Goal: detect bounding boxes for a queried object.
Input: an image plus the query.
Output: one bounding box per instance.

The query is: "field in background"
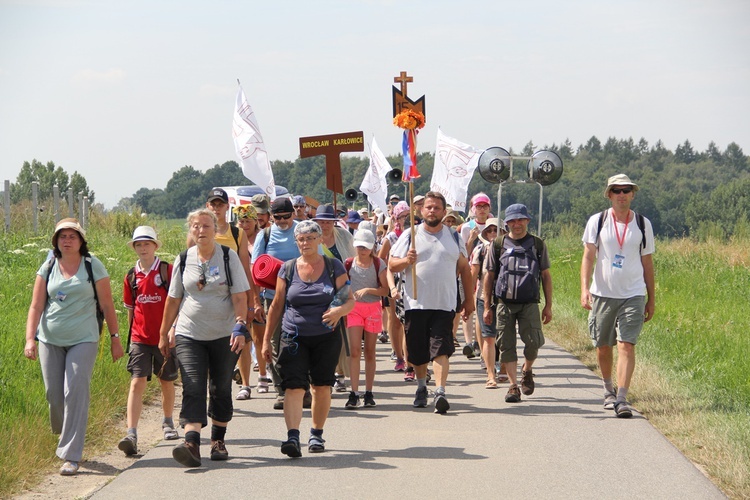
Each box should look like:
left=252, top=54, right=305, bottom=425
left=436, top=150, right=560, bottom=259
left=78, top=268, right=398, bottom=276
left=1, top=216, right=748, bottom=498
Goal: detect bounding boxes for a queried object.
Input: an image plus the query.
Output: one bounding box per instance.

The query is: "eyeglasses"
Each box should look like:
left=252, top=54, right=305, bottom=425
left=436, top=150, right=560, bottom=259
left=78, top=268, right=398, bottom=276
left=486, top=228, right=498, bottom=233
left=197, top=262, right=208, bottom=291
left=296, top=235, right=319, bottom=243
left=273, top=213, right=293, bottom=220
left=474, top=204, right=490, bottom=209
left=610, top=188, right=633, bottom=195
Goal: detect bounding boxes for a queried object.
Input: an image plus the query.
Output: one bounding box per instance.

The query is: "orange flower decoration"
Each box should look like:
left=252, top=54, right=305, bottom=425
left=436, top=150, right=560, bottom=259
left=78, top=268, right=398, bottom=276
left=393, top=109, right=426, bottom=130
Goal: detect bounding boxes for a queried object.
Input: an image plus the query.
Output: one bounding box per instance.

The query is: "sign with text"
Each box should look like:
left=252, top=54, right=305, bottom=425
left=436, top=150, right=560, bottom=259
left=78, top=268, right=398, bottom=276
left=299, top=131, right=365, bottom=195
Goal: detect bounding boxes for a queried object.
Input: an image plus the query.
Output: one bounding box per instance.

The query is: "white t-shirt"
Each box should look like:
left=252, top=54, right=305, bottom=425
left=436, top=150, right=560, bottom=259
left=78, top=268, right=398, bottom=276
left=582, top=210, right=655, bottom=299
left=390, top=225, right=468, bottom=311
left=460, top=219, right=487, bottom=250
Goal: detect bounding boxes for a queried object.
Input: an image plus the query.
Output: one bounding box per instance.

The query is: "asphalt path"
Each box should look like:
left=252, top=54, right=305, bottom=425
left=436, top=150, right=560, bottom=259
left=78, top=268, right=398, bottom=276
left=93, top=339, right=725, bottom=499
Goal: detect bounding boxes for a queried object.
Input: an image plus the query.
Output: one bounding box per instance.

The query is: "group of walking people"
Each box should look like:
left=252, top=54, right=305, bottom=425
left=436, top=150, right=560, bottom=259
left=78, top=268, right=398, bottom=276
left=24, top=173, right=655, bottom=472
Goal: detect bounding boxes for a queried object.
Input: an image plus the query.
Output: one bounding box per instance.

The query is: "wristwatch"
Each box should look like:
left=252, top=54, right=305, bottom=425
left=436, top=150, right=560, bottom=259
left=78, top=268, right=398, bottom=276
left=110, top=333, right=120, bottom=338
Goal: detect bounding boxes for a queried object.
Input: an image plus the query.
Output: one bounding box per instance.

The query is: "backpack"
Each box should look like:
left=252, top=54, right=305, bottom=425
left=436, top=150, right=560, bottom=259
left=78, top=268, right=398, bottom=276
left=343, top=257, right=382, bottom=288
left=125, top=260, right=171, bottom=350
left=230, top=224, right=241, bottom=249
left=44, top=253, right=104, bottom=334
left=595, top=210, right=646, bottom=253
left=493, top=234, right=544, bottom=304
left=179, top=245, right=233, bottom=289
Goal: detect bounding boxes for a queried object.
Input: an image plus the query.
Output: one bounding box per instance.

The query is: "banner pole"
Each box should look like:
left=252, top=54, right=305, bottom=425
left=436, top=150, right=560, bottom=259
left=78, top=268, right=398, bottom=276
left=409, top=180, right=417, bottom=299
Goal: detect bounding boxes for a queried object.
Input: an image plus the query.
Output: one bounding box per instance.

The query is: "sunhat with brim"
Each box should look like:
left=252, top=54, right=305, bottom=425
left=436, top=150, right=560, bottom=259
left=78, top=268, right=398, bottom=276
left=53, top=218, right=86, bottom=244
left=478, top=218, right=499, bottom=244
left=346, top=210, right=363, bottom=224
left=128, top=226, right=162, bottom=250
left=442, top=210, right=459, bottom=223
left=313, top=204, right=338, bottom=221
left=353, top=229, right=376, bottom=250
left=503, top=204, right=530, bottom=223
left=412, top=195, right=425, bottom=204
left=604, top=173, right=639, bottom=197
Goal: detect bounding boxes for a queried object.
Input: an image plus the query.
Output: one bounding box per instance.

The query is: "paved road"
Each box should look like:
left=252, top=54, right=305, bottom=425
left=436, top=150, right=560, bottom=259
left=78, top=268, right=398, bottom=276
left=93, top=339, right=725, bottom=499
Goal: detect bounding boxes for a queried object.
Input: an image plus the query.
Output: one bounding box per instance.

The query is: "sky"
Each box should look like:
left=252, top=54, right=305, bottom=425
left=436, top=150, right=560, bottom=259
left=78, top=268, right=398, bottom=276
left=1, top=0, right=749, bottom=208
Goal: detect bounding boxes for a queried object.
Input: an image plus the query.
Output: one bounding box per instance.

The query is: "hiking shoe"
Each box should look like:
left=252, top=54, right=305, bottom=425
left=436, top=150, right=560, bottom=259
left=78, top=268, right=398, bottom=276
left=118, top=434, right=138, bottom=456
left=273, top=396, right=284, bottom=410
left=232, top=366, right=242, bottom=385
left=472, top=341, right=481, bottom=358
left=345, top=391, right=360, bottom=409
left=236, top=386, right=251, bottom=400
left=334, top=378, right=347, bottom=393
left=505, top=384, right=521, bottom=403
left=281, top=437, right=302, bottom=458
left=59, top=461, right=79, bottom=476
left=308, top=435, right=326, bottom=453
left=462, top=343, right=475, bottom=359
left=172, top=441, right=201, bottom=467
left=394, top=359, right=406, bottom=371
left=210, top=440, right=229, bottom=461
left=434, top=392, right=450, bottom=414
left=163, top=424, right=179, bottom=440
left=303, top=390, right=313, bottom=409
left=521, top=369, right=535, bottom=395
left=614, top=400, right=633, bottom=418
left=378, top=331, right=389, bottom=343
left=363, top=391, right=376, bottom=407
left=413, top=387, right=428, bottom=408
left=603, top=390, right=617, bottom=410
left=404, top=367, right=415, bottom=382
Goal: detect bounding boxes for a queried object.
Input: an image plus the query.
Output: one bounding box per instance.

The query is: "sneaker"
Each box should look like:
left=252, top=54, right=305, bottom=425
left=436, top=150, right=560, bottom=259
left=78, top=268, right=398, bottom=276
left=210, top=440, right=229, bottom=461
left=614, top=400, right=633, bottom=418
left=413, top=387, right=428, bottom=408
left=403, top=367, right=415, bottom=382
left=363, top=391, right=376, bottom=407
left=462, top=343, right=475, bottom=359
left=394, top=359, right=406, bottom=372
left=273, top=395, right=284, bottom=410
left=505, top=384, right=521, bottom=403
left=378, top=331, right=389, bottom=343
left=521, top=369, right=535, bottom=395
left=232, top=366, right=242, bottom=385
left=303, top=390, right=313, bottom=408
left=345, top=391, right=360, bottom=409
left=118, top=434, right=138, bottom=456
left=334, top=378, right=347, bottom=393
left=603, top=390, right=617, bottom=410
left=390, top=351, right=398, bottom=361
left=308, top=435, right=326, bottom=453
left=236, top=386, right=251, bottom=400
left=434, top=392, right=450, bottom=414
left=472, top=341, right=481, bottom=358
left=59, top=461, right=79, bottom=476
left=281, top=437, right=302, bottom=458
left=172, top=441, right=201, bottom=467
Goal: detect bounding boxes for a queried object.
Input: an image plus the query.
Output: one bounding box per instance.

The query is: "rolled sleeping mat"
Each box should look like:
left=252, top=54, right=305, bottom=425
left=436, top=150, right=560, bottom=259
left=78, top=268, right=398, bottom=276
left=252, top=254, right=284, bottom=290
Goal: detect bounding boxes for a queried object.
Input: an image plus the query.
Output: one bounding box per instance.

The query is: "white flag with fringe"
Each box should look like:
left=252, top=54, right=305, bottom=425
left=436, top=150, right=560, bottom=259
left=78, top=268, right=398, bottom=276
left=360, top=137, right=393, bottom=214
left=232, top=84, right=276, bottom=199
left=430, top=129, right=481, bottom=212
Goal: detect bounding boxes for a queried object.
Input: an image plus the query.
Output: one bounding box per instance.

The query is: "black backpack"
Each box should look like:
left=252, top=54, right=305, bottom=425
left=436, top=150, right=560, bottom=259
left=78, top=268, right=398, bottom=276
left=125, top=260, right=171, bottom=350
left=493, top=234, right=544, bottom=304
left=44, top=253, right=104, bottom=334
left=595, top=210, right=647, bottom=254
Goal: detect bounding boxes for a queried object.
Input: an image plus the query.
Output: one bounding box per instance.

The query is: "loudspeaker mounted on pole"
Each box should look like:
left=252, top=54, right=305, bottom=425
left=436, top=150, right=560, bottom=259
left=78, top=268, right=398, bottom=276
left=387, top=168, right=403, bottom=184
left=344, top=188, right=359, bottom=202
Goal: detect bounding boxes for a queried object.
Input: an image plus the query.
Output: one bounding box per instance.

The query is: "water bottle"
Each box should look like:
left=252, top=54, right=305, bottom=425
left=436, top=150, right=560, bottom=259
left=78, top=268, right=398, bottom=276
left=323, top=281, right=350, bottom=328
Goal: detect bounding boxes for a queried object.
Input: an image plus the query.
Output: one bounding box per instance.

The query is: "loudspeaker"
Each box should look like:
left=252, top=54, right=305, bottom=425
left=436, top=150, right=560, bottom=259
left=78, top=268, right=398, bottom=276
left=478, top=147, right=511, bottom=184
left=387, top=169, right=403, bottom=184
left=345, top=188, right=359, bottom=202
left=527, top=150, right=563, bottom=186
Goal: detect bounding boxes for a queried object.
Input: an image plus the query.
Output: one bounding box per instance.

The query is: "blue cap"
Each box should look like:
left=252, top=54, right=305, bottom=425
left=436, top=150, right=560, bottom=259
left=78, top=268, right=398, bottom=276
left=292, top=195, right=306, bottom=206
left=503, top=204, right=530, bottom=223
left=345, top=210, right=363, bottom=224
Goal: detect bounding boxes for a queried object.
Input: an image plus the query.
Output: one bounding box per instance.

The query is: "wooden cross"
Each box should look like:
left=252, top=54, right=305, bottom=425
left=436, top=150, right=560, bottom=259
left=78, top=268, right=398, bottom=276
left=394, top=71, right=413, bottom=96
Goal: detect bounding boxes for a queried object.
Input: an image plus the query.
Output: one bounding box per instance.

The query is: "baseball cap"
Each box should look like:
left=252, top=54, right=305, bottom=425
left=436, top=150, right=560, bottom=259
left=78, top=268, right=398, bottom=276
left=207, top=188, right=229, bottom=204
left=251, top=194, right=270, bottom=214
left=270, top=197, right=294, bottom=214
left=292, top=195, right=306, bottom=206
left=353, top=228, right=376, bottom=250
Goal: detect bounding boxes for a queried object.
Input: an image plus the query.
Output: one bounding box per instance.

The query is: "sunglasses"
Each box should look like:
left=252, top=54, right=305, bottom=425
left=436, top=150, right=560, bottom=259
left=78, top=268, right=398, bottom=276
left=197, top=262, right=208, bottom=291
left=273, top=213, right=293, bottom=220
left=293, top=205, right=305, bottom=209
left=610, top=188, right=633, bottom=195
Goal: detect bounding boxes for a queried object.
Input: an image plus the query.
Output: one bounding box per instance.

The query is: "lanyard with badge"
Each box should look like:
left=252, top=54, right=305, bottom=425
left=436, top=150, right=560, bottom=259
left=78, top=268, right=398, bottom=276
left=612, top=209, right=628, bottom=269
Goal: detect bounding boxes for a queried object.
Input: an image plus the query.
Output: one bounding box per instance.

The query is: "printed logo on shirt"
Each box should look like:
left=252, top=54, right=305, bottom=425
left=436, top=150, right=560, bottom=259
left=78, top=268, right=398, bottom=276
left=137, top=294, right=164, bottom=304
left=154, top=274, right=163, bottom=287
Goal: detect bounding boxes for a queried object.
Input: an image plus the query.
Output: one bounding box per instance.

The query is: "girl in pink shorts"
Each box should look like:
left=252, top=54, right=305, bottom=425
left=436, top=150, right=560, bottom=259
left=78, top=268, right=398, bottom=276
left=344, top=229, right=388, bottom=408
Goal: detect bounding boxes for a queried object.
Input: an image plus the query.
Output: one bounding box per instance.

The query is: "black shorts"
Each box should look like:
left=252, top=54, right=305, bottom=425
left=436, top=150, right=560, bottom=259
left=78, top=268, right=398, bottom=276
left=276, top=330, right=342, bottom=391
left=404, top=309, right=456, bottom=366
left=127, top=343, right=178, bottom=382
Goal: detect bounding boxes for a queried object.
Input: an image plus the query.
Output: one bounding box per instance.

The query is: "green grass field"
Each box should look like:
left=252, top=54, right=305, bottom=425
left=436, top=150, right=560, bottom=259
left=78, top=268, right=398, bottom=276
left=1, top=215, right=748, bottom=497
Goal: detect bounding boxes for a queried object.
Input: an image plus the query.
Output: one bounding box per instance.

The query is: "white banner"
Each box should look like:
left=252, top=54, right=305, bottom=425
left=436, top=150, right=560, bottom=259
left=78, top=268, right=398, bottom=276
left=360, top=137, right=393, bottom=214
left=232, top=85, right=276, bottom=199
left=430, top=129, right=481, bottom=213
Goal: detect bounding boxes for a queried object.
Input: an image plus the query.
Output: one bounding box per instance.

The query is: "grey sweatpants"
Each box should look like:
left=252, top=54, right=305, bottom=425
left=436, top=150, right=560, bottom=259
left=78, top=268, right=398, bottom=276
left=38, top=341, right=98, bottom=462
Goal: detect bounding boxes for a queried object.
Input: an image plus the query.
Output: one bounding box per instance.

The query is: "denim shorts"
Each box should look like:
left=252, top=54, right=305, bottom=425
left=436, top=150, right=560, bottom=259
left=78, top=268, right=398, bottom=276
left=475, top=298, right=497, bottom=339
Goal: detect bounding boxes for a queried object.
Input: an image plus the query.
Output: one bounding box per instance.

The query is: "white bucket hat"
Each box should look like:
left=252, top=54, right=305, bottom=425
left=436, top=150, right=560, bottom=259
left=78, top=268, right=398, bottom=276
left=128, top=226, right=162, bottom=250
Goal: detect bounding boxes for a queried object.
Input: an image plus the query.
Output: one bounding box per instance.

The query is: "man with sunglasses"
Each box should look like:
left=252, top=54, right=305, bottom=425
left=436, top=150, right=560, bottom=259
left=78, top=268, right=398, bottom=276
left=581, top=174, right=655, bottom=419
left=292, top=195, right=307, bottom=221
left=251, top=197, right=306, bottom=410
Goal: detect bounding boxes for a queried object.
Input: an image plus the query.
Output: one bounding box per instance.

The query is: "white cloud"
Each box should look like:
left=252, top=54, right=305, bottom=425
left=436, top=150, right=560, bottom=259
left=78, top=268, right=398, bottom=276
left=70, top=68, right=126, bottom=87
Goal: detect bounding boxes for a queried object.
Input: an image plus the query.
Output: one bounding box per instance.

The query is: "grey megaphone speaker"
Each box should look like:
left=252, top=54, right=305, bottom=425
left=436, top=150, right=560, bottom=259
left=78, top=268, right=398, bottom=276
left=387, top=169, right=403, bottom=184
left=527, top=150, right=563, bottom=186
left=478, top=147, right=511, bottom=184
left=344, top=188, right=359, bottom=202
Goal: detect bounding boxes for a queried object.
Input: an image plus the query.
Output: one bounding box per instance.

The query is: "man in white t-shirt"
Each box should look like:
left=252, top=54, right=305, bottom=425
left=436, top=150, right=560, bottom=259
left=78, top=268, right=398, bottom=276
left=389, top=191, right=474, bottom=414
left=581, top=174, right=655, bottom=419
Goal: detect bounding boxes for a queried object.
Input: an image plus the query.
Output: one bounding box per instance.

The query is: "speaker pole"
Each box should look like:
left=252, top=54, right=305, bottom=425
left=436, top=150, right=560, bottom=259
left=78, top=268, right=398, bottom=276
left=538, top=184, right=543, bottom=236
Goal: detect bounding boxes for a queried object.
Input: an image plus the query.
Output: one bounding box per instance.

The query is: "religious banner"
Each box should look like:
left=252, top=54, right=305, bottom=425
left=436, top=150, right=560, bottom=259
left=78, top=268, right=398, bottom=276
left=232, top=83, right=276, bottom=198
left=360, top=138, right=393, bottom=214
left=430, top=128, right=482, bottom=212
left=299, top=131, right=365, bottom=195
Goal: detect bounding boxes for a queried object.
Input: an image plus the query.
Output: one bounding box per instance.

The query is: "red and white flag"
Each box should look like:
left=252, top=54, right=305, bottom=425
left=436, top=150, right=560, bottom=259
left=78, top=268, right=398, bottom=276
left=232, top=84, right=276, bottom=199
